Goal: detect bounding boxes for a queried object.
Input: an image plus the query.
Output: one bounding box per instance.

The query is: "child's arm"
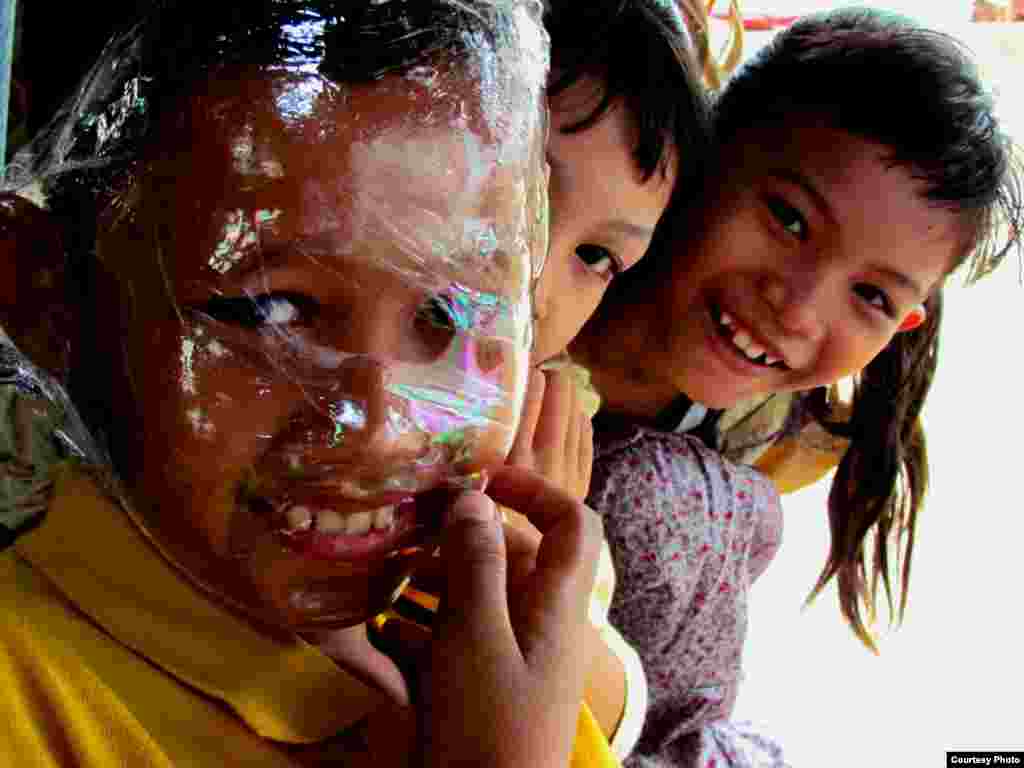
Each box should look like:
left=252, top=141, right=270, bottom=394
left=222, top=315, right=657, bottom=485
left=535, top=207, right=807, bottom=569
left=422, top=469, right=605, bottom=768
left=501, top=507, right=633, bottom=745
left=590, top=432, right=783, bottom=759
left=506, top=366, right=643, bottom=754
left=390, top=365, right=641, bottom=753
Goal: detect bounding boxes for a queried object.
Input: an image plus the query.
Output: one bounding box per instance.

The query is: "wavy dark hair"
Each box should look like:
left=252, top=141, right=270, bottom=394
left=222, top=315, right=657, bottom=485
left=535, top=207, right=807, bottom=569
left=545, top=0, right=713, bottom=212
left=714, top=8, right=1024, bottom=650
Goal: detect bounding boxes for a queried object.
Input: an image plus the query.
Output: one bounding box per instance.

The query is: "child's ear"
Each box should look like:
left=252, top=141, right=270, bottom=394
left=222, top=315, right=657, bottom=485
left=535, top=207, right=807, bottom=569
left=896, top=304, right=926, bottom=333
left=0, top=193, right=80, bottom=384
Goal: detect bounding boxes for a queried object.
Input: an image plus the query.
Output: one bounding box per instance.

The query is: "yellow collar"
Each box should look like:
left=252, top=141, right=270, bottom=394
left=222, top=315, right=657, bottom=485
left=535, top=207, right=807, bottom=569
left=15, top=466, right=386, bottom=744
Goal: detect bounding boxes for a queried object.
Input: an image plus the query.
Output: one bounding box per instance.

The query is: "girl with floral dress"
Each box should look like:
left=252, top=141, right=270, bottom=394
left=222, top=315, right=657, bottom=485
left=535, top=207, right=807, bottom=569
left=571, top=8, right=1023, bottom=766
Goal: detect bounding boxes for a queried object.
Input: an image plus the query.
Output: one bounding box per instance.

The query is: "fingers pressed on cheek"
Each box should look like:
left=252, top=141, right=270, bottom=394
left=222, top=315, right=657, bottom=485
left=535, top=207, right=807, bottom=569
left=509, top=369, right=547, bottom=466
left=533, top=370, right=572, bottom=453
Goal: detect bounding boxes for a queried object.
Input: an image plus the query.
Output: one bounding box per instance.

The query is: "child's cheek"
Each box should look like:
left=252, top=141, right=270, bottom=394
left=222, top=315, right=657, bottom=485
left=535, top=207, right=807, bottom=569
left=152, top=330, right=298, bottom=544
left=182, top=334, right=300, bottom=457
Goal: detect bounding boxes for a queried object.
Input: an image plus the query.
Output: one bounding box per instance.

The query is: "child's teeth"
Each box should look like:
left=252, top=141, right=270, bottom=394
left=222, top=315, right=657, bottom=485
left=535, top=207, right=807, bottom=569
left=316, top=509, right=346, bottom=533
left=372, top=506, right=395, bottom=531
left=285, top=505, right=313, bottom=531
left=345, top=511, right=373, bottom=536
left=306, top=508, right=390, bottom=536
left=724, top=318, right=780, bottom=367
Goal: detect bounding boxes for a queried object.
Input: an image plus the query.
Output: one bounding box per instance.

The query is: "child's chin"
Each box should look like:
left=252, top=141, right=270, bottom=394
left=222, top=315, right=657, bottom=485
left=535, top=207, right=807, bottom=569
left=248, top=557, right=418, bottom=631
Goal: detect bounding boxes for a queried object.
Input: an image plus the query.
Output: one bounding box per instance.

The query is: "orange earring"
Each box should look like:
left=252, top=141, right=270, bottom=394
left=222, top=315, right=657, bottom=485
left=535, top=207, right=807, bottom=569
left=898, top=304, right=926, bottom=332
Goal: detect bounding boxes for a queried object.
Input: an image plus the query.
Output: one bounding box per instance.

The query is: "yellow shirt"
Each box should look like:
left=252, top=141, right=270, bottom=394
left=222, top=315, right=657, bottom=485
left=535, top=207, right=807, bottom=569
left=0, top=466, right=618, bottom=767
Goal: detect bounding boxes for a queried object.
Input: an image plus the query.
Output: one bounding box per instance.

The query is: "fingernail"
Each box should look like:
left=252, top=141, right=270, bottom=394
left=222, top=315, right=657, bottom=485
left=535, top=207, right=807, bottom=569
left=445, top=491, right=499, bottom=527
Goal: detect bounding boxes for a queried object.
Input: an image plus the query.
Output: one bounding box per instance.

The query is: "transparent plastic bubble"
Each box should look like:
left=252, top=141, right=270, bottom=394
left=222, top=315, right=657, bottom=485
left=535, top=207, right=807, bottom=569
left=2, top=0, right=549, bottom=629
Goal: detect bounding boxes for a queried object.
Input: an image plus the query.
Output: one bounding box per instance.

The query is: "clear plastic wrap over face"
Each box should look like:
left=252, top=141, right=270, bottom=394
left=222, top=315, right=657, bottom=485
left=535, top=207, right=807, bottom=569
left=15, top=1, right=550, bottom=629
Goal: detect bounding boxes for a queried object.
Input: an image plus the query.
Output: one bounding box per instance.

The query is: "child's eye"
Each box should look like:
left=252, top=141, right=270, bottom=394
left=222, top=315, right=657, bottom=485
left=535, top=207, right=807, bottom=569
left=853, top=283, right=894, bottom=317
left=575, top=244, right=620, bottom=278
left=765, top=196, right=808, bottom=241
left=417, top=295, right=457, bottom=331
left=202, top=292, right=319, bottom=328
left=413, top=295, right=458, bottom=357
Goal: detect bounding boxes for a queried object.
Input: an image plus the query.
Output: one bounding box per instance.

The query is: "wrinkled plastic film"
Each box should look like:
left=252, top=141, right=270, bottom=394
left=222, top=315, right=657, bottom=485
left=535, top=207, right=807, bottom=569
left=2, top=0, right=549, bottom=629
left=0, top=340, right=105, bottom=545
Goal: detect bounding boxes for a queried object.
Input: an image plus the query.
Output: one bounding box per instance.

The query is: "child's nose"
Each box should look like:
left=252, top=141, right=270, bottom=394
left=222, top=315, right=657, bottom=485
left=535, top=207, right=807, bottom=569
left=760, top=272, right=827, bottom=341
left=342, top=296, right=413, bottom=360
left=326, top=357, right=430, bottom=465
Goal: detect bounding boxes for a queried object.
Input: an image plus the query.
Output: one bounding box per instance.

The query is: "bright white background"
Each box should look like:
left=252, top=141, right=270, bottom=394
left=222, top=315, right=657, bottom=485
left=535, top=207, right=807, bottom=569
left=718, top=5, right=1024, bottom=766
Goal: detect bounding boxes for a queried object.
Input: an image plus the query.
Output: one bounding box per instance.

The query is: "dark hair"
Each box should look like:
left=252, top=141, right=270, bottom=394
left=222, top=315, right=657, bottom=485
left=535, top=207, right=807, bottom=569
left=545, top=0, right=713, bottom=196
left=717, top=8, right=1024, bottom=649
left=17, top=1, right=146, bottom=143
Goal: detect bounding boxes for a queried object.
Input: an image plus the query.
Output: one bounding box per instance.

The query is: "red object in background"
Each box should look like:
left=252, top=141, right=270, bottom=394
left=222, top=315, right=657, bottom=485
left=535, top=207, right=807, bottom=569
left=711, top=10, right=799, bottom=30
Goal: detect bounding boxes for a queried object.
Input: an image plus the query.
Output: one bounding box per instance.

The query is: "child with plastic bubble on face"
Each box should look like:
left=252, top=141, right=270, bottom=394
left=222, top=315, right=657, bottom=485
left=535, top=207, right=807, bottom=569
left=0, top=2, right=620, bottom=766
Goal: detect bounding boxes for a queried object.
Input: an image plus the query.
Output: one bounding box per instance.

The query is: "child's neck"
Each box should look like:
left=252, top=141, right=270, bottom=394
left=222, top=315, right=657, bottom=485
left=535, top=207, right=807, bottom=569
left=572, top=305, right=680, bottom=423
left=304, top=624, right=410, bottom=707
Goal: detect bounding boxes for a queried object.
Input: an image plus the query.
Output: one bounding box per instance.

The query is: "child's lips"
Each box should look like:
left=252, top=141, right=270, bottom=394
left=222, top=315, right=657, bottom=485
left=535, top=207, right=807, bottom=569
left=247, top=487, right=451, bottom=563
left=275, top=487, right=419, bottom=513
left=278, top=497, right=426, bottom=562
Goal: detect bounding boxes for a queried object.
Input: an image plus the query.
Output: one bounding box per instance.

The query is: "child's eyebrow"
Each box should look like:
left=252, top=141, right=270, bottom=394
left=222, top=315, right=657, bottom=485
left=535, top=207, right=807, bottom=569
left=868, top=265, right=926, bottom=298
left=767, top=168, right=837, bottom=228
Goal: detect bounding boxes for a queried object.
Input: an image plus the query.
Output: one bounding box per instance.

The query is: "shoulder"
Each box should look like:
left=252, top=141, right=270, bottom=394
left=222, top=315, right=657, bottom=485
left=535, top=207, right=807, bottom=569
left=0, top=550, right=114, bottom=700
left=0, top=552, right=100, bottom=765
left=0, top=553, right=300, bottom=767
left=591, top=424, right=705, bottom=495
left=591, top=424, right=778, bottom=518
left=591, top=425, right=780, bottom=577
left=0, top=549, right=73, bottom=631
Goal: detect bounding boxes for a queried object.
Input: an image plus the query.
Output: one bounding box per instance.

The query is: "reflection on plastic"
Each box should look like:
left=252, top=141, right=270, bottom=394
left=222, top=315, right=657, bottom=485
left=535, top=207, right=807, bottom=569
left=2, top=0, right=549, bottom=630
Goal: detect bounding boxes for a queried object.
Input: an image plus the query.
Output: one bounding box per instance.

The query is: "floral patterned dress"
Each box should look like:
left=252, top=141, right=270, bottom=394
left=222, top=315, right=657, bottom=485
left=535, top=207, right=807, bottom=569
left=588, top=423, right=787, bottom=767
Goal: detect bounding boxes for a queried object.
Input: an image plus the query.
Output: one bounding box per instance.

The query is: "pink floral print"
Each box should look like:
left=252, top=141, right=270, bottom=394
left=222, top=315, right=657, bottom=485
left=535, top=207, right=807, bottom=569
left=588, top=425, right=787, bottom=767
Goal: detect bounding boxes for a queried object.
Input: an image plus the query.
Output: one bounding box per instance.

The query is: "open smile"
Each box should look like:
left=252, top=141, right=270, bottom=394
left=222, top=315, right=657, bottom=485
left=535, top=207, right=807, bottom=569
left=709, top=304, right=791, bottom=371
left=247, top=491, right=436, bottom=562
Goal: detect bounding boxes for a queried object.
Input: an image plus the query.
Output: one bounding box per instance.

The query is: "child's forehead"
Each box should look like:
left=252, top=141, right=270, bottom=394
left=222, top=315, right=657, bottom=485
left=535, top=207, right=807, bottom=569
left=730, top=123, right=889, bottom=180
left=135, top=67, right=541, bottom=298
left=187, top=62, right=509, bottom=145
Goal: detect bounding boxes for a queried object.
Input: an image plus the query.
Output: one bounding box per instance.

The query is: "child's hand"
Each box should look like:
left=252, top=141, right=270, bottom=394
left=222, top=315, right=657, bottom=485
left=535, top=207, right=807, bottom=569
left=508, top=367, right=594, bottom=503
left=419, top=465, right=602, bottom=768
